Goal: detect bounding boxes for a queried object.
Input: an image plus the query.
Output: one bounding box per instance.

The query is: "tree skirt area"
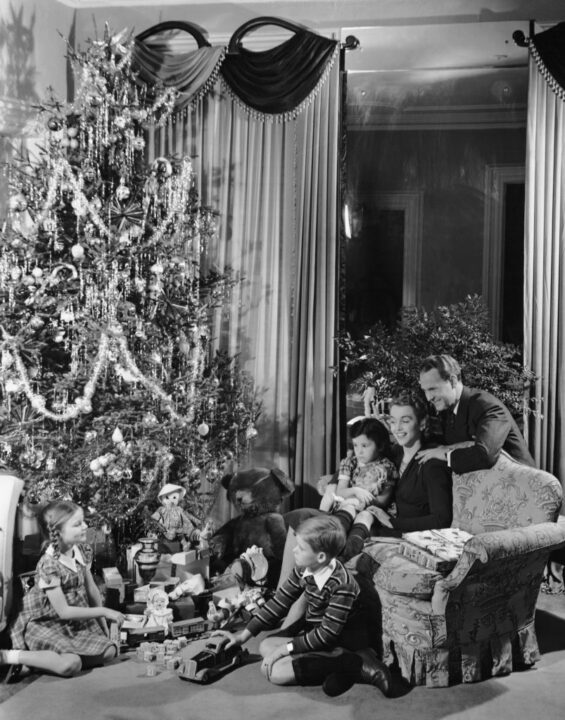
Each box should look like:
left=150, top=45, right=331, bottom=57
left=2, top=602, right=565, bottom=720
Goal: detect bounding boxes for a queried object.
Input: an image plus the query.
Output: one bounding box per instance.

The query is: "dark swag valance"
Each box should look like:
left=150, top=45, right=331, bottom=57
left=131, top=19, right=339, bottom=119
left=530, top=21, right=565, bottom=101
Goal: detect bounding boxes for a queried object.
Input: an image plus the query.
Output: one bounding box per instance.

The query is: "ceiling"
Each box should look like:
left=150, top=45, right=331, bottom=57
left=52, top=1, right=564, bottom=70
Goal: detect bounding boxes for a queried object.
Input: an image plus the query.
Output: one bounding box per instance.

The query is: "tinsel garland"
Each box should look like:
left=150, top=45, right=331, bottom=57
left=0, top=322, right=189, bottom=423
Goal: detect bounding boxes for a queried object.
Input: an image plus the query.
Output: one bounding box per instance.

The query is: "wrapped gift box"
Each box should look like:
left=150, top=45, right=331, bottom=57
left=400, top=528, right=473, bottom=574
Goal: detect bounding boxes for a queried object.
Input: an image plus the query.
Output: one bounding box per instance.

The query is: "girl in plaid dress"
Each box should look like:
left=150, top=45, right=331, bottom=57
left=0, top=500, right=124, bottom=677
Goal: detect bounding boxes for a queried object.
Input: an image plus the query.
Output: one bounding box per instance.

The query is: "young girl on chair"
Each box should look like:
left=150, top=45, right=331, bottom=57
left=0, top=499, right=124, bottom=678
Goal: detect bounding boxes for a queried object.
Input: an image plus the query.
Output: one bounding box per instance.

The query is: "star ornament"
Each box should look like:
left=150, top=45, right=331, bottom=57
left=109, top=198, right=144, bottom=232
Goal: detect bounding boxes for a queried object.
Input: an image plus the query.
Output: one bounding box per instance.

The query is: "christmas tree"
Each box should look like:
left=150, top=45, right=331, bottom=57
left=0, top=27, right=260, bottom=547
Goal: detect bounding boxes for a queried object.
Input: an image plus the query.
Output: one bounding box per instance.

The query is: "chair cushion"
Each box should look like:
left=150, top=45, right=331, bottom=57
left=374, top=553, right=443, bottom=599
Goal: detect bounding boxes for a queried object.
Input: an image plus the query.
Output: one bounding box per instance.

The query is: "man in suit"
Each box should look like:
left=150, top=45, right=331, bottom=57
left=416, top=354, right=535, bottom=474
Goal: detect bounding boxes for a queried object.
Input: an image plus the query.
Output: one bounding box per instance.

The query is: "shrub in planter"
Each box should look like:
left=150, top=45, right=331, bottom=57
left=338, top=295, right=534, bottom=422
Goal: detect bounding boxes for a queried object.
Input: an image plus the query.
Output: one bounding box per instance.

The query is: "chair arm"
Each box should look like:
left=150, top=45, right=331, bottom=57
left=431, top=521, right=565, bottom=613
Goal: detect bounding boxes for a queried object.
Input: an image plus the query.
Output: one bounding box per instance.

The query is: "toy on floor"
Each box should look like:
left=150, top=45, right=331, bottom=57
left=177, top=635, right=248, bottom=684
left=143, top=587, right=174, bottom=635
left=208, top=467, right=294, bottom=589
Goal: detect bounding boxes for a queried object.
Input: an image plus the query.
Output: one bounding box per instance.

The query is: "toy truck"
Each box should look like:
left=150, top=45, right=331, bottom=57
left=177, top=635, right=248, bottom=684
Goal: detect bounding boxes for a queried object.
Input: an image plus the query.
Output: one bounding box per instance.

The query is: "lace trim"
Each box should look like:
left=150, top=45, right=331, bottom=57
left=530, top=40, right=565, bottom=102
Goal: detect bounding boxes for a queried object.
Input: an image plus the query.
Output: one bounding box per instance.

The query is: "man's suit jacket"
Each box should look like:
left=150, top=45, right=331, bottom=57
left=440, top=386, right=535, bottom=474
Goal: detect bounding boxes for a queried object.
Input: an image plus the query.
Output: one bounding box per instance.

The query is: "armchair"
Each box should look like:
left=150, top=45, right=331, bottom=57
left=362, top=451, right=565, bottom=687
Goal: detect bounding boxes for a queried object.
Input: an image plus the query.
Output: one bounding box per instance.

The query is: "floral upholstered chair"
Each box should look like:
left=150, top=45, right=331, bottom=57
left=361, top=451, right=565, bottom=687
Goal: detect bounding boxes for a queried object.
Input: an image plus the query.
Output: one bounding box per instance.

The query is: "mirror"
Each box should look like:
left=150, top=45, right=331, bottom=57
left=342, top=21, right=530, bottom=345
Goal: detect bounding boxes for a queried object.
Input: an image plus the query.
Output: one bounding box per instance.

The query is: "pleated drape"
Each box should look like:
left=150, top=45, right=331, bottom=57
left=135, top=28, right=341, bottom=515
left=524, top=24, right=565, bottom=482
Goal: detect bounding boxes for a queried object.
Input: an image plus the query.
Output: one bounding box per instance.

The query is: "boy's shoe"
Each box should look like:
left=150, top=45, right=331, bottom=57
left=356, top=648, right=392, bottom=696
left=322, top=653, right=362, bottom=697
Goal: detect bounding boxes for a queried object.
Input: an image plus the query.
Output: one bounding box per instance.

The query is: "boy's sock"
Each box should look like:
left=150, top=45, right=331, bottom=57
left=340, top=522, right=371, bottom=562
left=292, top=650, right=361, bottom=692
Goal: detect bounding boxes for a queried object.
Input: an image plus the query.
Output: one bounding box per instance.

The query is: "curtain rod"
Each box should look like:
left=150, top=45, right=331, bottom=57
left=513, top=19, right=536, bottom=47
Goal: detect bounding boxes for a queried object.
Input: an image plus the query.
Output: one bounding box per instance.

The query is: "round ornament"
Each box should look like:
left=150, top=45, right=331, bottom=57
left=9, top=193, right=27, bottom=212
left=31, top=267, right=44, bottom=279
left=71, top=244, right=85, bottom=260
left=47, top=116, right=62, bottom=131
left=66, top=126, right=79, bottom=138
left=197, top=422, right=210, bottom=437
left=245, top=426, right=258, bottom=441
left=116, top=183, right=130, bottom=202
left=151, top=157, right=173, bottom=177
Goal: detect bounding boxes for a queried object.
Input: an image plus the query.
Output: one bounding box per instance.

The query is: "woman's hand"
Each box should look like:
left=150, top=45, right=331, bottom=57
left=369, top=506, right=393, bottom=528
left=353, top=487, right=374, bottom=506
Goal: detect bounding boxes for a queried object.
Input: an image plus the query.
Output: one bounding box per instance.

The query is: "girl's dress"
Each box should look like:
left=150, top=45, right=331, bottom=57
left=10, top=543, right=114, bottom=657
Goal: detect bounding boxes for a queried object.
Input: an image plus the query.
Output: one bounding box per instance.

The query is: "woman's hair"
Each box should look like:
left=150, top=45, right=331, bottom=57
left=39, top=499, right=81, bottom=557
left=296, top=515, right=346, bottom=558
left=349, top=417, right=392, bottom=460
left=389, top=388, right=429, bottom=423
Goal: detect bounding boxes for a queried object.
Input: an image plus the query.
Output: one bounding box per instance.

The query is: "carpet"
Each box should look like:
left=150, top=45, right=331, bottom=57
left=2, top=594, right=565, bottom=720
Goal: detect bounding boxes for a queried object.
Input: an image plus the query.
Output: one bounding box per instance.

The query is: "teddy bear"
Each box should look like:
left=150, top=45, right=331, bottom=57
left=208, top=467, right=294, bottom=589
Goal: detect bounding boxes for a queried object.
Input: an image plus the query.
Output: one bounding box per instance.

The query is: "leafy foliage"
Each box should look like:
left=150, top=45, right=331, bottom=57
left=338, top=295, right=534, bottom=420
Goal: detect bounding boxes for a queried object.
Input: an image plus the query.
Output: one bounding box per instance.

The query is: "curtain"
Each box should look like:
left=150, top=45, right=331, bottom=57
left=133, top=28, right=341, bottom=515
left=524, top=22, right=565, bottom=481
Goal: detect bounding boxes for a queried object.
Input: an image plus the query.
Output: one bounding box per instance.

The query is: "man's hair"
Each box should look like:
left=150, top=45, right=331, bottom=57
left=420, top=354, right=461, bottom=382
left=296, top=515, right=346, bottom=558
left=389, top=388, right=428, bottom=423
left=349, top=417, right=391, bottom=459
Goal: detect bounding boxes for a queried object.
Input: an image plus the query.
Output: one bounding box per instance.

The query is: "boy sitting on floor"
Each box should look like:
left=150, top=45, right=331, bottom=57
left=214, top=515, right=390, bottom=697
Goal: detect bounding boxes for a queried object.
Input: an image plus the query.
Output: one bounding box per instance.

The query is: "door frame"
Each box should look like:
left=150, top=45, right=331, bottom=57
left=482, top=164, right=525, bottom=339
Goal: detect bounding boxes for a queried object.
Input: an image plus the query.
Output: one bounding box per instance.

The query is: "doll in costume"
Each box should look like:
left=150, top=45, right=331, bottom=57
left=151, top=483, right=202, bottom=554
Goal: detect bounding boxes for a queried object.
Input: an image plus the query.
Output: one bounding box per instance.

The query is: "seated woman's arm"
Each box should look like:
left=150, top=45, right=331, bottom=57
left=389, top=459, right=453, bottom=532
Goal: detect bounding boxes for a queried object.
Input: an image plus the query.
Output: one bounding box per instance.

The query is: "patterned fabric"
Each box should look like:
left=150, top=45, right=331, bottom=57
left=246, top=560, right=360, bottom=654
left=338, top=454, right=398, bottom=500
left=369, top=454, right=565, bottom=687
left=10, top=543, right=114, bottom=657
left=374, top=553, right=442, bottom=599
left=452, top=451, right=562, bottom=534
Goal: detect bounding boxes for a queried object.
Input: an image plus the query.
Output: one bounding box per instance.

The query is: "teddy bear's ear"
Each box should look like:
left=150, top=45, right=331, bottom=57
left=221, top=473, right=235, bottom=490
left=270, top=467, right=294, bottom=497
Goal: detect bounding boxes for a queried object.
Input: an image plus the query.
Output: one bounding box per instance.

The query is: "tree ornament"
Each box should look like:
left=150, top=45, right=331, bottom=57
left=31, top=267, right=44, bottom=279
left=47, top=116, right=62, bottom=131
left=197, top=422, right=210, bottom=437
left=66, top=126, right=78, bottom=138
left=43, top=217, right=57, bottom=233
left=151, top=157, right=173, bottom=177
left=112, top=427, right=124, bottom=444
left=71, top=243, right=85, bottom=260
left=9, top=193, right=27, bottom=212
left=116, top=181, right=130, bottom=202
left=245, top=426, right=258, bottom=440
left=10, top=267, right=22, bottom=281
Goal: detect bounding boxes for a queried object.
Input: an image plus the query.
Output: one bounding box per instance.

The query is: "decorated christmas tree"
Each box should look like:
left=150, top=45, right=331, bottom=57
left=0, top=27, right=260, bottom=548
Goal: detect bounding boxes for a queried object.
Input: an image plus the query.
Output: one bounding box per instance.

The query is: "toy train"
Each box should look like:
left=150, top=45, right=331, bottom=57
left=169, top=616, right=208, bottom=639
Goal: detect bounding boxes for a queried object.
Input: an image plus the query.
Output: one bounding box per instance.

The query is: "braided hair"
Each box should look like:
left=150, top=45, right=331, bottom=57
left=39, top=499, right=81, bottom=558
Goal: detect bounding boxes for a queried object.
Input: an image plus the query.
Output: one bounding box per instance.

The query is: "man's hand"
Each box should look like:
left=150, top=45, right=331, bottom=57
left=416, top=446, right=448, bottom=464
left=261, top=644, right=289, bottom=681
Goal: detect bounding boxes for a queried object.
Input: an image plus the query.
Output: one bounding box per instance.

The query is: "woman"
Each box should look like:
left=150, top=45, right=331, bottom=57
left=338, top=388, right=453, bottom=560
